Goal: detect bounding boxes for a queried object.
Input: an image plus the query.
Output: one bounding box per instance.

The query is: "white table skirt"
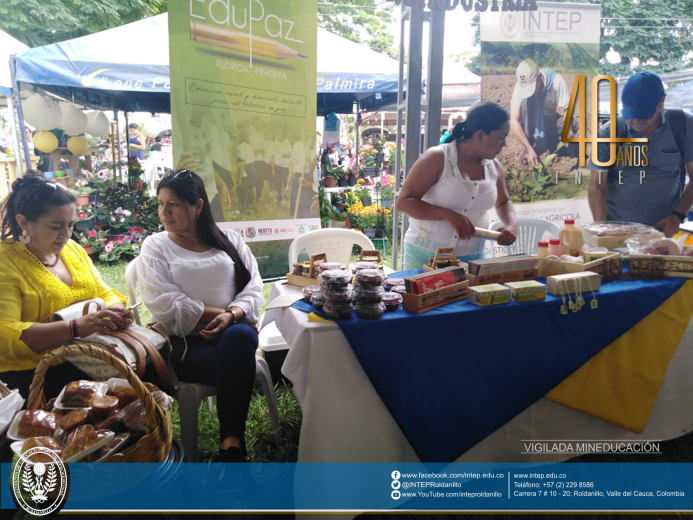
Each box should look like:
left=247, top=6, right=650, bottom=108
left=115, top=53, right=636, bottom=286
left=266, top=282, right=693, bottom=465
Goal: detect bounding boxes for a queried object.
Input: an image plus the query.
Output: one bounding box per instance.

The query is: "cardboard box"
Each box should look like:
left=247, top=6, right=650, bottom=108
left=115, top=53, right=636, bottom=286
left=467, top=255, right=536, bottom=276
left=405, top=266, right=466, bottom=295
left=468, top=283, right=511, bottom=307
left=504, top=280, right=546, bottom=302
left=546, top=271, right=601, bottom=295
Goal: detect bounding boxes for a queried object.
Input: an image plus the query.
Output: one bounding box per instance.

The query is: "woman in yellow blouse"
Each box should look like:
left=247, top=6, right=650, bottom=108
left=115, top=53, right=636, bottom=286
left=0, top=178, right=133, bottom=398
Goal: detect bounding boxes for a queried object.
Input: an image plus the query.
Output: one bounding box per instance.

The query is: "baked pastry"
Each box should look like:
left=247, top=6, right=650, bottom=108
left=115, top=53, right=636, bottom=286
left=60, top=408, right=90, bottom=431
left=62, top=380, right=102, bottom=407
left=91, top=396, right=119, bottom=418
left=15, top=410, right=57, bottom=438
left=22, top=436, right=65, bottom=462
left=121, top=400, right=147, bottom=433
left=65, top=424, right=95, bottom=446
left=107, top=385, right=138, bottom=408
left=95, top=411, right=123, bottom=432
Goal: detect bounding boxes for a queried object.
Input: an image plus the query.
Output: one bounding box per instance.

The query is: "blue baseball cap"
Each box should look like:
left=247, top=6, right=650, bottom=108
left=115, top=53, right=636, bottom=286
left=621, top=72, right=665, bottom=120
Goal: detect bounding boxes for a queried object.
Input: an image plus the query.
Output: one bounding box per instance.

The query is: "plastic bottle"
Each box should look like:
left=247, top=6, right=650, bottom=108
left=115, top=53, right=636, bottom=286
left=559, top=219, right=584, bottom=256
left=537, top=241, right=549, bottom=259
left=548, top=239, right=562, bottom=256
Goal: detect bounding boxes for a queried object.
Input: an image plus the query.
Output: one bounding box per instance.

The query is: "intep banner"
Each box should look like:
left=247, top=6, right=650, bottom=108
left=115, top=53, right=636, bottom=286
left=169, top=0, right=319, bottom=278
left=480, top=2, right=601, bottom=250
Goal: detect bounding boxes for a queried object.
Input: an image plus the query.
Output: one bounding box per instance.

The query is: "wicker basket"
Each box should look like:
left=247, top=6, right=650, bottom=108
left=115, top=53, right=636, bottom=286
left=27, top=344, right=173, bottom=463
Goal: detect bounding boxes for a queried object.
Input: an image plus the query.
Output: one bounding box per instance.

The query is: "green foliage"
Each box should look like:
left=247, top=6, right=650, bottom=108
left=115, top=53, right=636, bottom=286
left=318, top=0, right=397, bottom=59
left=0, top=0, right=166, bottom=47
left=380, top=184, right=395, bottom=200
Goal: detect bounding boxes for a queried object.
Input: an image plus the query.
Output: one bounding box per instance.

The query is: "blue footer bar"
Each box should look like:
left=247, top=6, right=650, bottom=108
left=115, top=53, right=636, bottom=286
left=2, top=462, right=691, bottom=512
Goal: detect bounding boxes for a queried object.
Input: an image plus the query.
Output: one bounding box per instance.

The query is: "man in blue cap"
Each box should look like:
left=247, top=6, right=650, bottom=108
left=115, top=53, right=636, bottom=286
left=588, top=71, right=693, bottom=236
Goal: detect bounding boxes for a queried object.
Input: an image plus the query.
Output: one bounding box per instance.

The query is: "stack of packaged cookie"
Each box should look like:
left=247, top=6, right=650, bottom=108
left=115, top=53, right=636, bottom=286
left=353, top=269, right=386, bottom=319
left=320, top=269, right=353, bottom=319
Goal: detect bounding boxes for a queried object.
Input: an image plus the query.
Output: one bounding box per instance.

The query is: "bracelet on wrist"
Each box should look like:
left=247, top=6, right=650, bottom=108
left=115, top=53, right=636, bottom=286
left=68, top=319, right=77, bottom=340
left=672, top=210, right=687, bottom=223
left=224, top=308, right=238, bottom=323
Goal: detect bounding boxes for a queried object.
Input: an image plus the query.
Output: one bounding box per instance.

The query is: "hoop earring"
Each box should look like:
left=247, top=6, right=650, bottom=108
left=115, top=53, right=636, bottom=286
left=19, top=229, right=31, bottom=244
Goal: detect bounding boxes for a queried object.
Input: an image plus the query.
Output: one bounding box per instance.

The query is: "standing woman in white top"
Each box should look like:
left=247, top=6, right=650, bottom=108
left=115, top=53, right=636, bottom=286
left=137, top=170, right=264, bottom=462
left=397, top=103, right=518, bottom=270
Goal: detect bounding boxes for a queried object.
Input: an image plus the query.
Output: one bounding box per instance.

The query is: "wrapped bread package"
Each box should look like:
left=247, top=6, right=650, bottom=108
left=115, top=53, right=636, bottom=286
left=60, top=408, right=90, bottom=431
left=15, top=410, right=57, bottom=438
left=62, top=380, right=103, bottom=407
left=21, top=436, right=65, bottom=462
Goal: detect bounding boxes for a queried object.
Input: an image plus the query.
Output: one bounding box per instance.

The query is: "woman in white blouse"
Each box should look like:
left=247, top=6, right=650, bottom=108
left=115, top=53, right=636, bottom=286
left=137, top=169, right=264, bottom=463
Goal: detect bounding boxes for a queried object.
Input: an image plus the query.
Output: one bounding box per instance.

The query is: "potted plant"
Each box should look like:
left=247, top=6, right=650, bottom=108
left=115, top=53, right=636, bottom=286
left=76, top=228, right=106, bottom=255
left=72, top=179, right=93, bottom=206
left=359, top=147, right=378, bottom=177
left=333, top=166, right=349, bottom=188
left=380, top=184, right=395, bottom=209
left=127, top=157, right=144, bottom=190
left=354, top=184, right=372, bottom=207
left=75, top=204, right=97, bottom=231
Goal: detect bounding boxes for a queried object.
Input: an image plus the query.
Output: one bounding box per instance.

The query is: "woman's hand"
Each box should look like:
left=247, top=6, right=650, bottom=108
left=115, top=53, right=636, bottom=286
left=107, top=305, right=134, bottom=329
left=77, top=309, right=129, bottom=337
left=445, top=210, right=475, bottom=241
left=198, top=312, right=234, bottom=341
left=496, top=225, right=518, bottom=246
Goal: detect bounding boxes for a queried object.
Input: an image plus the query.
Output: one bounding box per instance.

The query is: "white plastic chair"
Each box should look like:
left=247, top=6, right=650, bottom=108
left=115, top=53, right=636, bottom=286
left=287, top=228, right=376, bottom=268
left=490, top=217, right=561, bottom=257
left=259, top=229, right=377, bottom=377
left=125, top=257, right=280, bottom=462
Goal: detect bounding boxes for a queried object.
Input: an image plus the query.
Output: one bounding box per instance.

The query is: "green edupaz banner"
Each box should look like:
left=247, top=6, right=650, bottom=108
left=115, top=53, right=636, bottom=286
left=480, top=1, right=600, bottom=253
left=169, top=0, right=319, bottom=278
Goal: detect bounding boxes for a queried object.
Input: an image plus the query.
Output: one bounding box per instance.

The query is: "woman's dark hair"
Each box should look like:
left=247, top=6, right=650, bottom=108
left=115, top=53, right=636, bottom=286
left=1, top=178, right=76, bottom=240
left=157, top=170, right=252, bottom=292
left=128, top=123, right=139, bottom=130
left=444, top=102, right=510, bottom=144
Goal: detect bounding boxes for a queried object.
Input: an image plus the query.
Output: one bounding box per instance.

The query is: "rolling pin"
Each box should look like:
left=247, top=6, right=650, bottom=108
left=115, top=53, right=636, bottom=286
left=451, top=228, right=502, bottom=243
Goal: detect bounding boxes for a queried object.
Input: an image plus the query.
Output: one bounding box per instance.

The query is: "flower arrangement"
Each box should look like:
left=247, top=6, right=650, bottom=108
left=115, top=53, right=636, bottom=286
left=98, top=227, right=146, bottom=262
left=347, top=199, right=392, bottom=231
left=377, top=173, right=395, bottom=200
left=76, top=204, right=96, bottom=221
left=359, top=147, right=378, bottom=167
left=127, top=156, right=144, bottom=181
left=72, top=179, right=94, bottom=195
left=354, top=185, right=371, bottom=203
left=77, top=228, right=106, bottom=249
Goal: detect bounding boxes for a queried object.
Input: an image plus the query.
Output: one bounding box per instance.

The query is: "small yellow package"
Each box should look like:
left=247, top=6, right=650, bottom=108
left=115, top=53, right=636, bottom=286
left=504, top=280, right=547, bottom=303
left=468, top=283, right=510, bottom=307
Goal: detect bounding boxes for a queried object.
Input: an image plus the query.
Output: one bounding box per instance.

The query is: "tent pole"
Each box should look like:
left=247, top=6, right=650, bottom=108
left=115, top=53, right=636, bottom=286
left=114, top=110, right=122, bottom=181
left=10, top=55, right=29, bottom=175
left=354, top=102, right=360, bottom=170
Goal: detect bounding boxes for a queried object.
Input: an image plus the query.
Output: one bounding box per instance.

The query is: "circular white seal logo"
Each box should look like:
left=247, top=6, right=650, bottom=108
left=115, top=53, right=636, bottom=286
left=11, top=447, right=70, bottom=516
left=500, top=12, right=521, bottom=40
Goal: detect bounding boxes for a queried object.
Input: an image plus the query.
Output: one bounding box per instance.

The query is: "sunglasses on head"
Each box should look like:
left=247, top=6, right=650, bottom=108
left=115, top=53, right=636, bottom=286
left=18, top=181, right=60, bottom=215
left=172, top=169, right=193, bottom=180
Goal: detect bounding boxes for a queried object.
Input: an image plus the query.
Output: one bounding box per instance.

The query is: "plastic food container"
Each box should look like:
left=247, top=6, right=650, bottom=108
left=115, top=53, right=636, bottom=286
left=302, top=285, right=318, bottom=301
left=323, top=302, right=353, bottom=320
left=310, top=290, right=324, bottom=310
left=354, top=269, right=385, bottom=289
left=391, top=285, right=407, bottom=295
left=353, top=286, right=384, bottom=304
left=382, top=292, right=403, bottom=312
left=383, top=278, right=406, bottom=291
left=351, top=261, right=378, bottom=275
left=355, top=302, right=386, bottom=320
left=318, top=262, right=346, bottom=273
left=319, top=269, right=352, bottom=291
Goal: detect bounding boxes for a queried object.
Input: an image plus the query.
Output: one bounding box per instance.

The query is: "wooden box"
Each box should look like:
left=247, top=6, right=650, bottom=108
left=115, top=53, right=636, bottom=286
left=466, top=267, right=538, bottom=286
left=538, top=252, right=622, bottom=280
left=628, top=253, right=693, bottom=279
left=423, top=247, right=461, bottom=272
left=402, top=281, right=469, bottom=313
left=286, top=253, right=326, bottom=287
left=546, top=271, right=601, bottom=296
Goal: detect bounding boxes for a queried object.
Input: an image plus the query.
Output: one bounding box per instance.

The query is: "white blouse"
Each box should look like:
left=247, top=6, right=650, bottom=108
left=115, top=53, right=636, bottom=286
left=137, top=230, right=264, bottom=337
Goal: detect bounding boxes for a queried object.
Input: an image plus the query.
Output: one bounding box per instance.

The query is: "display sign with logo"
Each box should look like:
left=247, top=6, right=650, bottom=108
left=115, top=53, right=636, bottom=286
left=480, top=2, right=601, bottom=239
left=169, top=0, right=319, bottom=278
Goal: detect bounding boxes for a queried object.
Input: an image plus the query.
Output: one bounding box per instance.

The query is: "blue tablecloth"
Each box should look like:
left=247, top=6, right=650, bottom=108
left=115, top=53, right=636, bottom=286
left=292, top=271, right=686, bottom=462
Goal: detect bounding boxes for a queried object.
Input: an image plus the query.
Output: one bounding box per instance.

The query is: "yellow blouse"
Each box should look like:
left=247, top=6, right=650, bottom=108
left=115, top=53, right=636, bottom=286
left=0, top=239, right=125, bottom=372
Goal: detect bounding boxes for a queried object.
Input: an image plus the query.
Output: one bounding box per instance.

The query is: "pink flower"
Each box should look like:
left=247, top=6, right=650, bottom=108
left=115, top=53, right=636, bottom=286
left=123, top=235, right=132, bottom=243
left=88, top=229, right=98, bottom=239
left=128, top=227, right=145, bottom=234
left=98, top=170, right=107, bottom=179
left=96, top=222, right=104, bottom=229
left=104, top=241, right=114, bottom=253
left=77, top=211, right=86, bottom=219
left=116, top=238, right=124, bottom=245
